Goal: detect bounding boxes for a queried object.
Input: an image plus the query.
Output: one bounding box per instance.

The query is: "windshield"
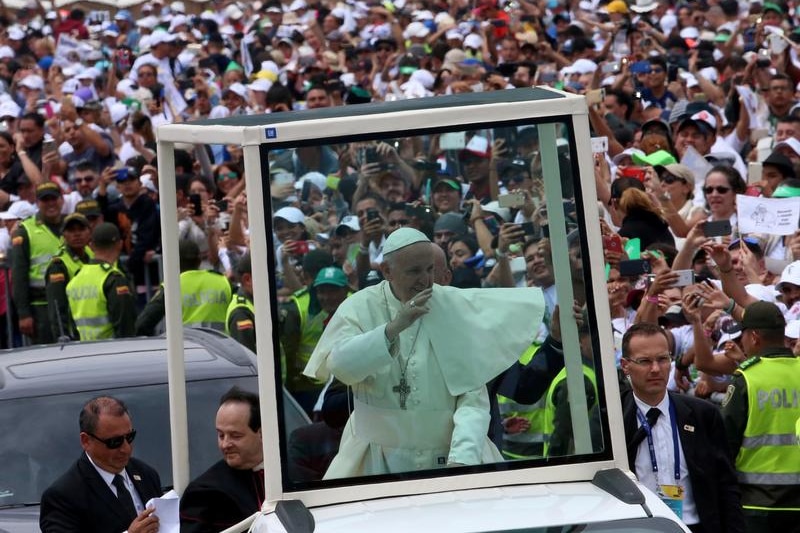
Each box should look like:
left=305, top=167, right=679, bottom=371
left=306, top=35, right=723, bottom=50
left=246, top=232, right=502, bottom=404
left=267, top=117, right=611, bottom=490
left=0, top=377, right=256, bottom=507
left=481, top=517, right=686, bottom=532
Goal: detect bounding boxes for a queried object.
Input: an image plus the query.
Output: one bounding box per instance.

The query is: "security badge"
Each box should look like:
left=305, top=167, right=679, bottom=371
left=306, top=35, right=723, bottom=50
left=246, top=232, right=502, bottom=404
left=658, top=484, right=684, bottom=519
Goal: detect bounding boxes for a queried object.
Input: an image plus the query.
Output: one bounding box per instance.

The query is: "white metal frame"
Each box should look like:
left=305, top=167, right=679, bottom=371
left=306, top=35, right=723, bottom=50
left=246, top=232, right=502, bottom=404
left=156, top=87, right=627, bottom=508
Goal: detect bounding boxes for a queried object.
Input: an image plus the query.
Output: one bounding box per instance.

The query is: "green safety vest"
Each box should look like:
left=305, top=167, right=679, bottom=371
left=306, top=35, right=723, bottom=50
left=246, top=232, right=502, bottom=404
left=225, top=293, right=255, bottom=335
left=49, top=246, right=93, bottom=281
left=180, top=270, right=232, bottom=331
left=542, top=364, right=597, bottom=457
left=288, top=290, right=327, bottom=388
left=736, top=357, right=800, bottom=508
left=21, top=217, right=62, bottom=290
left=66, top=263, right=123, bottom=341
left=498, top=343, right=547, bottom=460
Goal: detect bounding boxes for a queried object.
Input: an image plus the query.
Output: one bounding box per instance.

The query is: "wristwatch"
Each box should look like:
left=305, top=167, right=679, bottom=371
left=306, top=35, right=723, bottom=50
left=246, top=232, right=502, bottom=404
left=74, top=118, right=84, bottom=127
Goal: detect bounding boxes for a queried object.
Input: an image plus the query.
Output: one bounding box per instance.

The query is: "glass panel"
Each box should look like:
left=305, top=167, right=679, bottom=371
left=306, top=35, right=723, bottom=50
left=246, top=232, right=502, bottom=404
left=267, top=119, right=607, bottom=488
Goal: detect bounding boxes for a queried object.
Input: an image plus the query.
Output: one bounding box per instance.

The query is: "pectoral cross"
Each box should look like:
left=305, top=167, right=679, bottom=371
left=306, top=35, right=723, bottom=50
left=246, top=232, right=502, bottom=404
left=393, top=376, right=411, bottom=410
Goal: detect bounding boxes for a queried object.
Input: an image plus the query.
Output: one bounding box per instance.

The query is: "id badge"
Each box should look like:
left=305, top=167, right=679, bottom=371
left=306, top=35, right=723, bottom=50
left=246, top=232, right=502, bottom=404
left=658, top=484, right=684, bottom=519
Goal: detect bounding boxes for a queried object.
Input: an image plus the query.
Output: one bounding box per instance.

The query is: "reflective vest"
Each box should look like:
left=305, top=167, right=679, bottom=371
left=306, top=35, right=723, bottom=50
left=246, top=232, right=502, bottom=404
left=288, top=290, right=327, bottom=388
left=498, top=343, right=547, bottom=460
left=225, top=293, right=255, bottom=335
left=66, top=263, right=122, bottom=340
left=49, top=246, right=93, bottom=281
left=21, top=217, right=62, bottom=290
left=180, top=270, right=232, bottom=331
left=736, top=357, right=800, bottom=506
left=542, top=364, right=597, bottom=457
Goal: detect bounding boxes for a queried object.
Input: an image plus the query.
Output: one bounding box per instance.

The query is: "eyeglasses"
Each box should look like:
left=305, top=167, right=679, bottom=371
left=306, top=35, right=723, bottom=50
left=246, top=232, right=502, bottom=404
left=625, top=355, right=672, bottom=367
left=660, top=174, right=686, bottom=185
left=217, top=172, right=238, bottom=181
left=86, top=429, right=137, bottom=449
left=703, top=185, right=731, bottom=195
left=74, top=177, right=96, bottom=184
left=388, top=219, right=410, bottom=227
left=649, top=68, right=665, bottom=74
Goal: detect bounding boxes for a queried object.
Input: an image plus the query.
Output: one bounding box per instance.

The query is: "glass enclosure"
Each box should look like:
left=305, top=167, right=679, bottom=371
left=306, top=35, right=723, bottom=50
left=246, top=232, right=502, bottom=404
left=262, top=115, right=611, bottom=490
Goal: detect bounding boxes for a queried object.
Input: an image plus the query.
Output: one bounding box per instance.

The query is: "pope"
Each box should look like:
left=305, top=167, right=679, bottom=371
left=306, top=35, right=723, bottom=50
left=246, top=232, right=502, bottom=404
left=304, top=228, right=545, bottom=478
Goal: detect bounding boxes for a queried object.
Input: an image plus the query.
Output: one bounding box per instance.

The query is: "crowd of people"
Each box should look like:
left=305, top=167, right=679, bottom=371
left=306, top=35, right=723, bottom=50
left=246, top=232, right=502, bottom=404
left=2, top=0, right=800, bottom=531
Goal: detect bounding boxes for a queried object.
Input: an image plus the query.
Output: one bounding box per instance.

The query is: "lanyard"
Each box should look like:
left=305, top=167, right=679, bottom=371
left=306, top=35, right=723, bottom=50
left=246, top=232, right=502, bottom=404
left=636, top=400, right=680, bottom=482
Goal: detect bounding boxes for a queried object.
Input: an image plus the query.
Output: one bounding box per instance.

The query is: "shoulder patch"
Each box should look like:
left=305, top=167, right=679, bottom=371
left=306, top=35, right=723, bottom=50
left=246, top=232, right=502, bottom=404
left=236, top=319, right=254, bottom=331
left=12, top=236, right=23, bottom=246
left=721, top=384, right=735, bottom=408
left=101, top=262, right=113, bottom=271
left=116, top=285, right=130, bottom=295
left=48, top=273, right=65, bottom=283
left=738, top=356, right=761, bottom=371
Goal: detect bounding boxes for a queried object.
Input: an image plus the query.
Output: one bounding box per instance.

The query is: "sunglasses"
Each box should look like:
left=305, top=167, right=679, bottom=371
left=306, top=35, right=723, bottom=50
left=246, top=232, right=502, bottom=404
left=217, top=172, right=238, bottom=181
left=703, top=185, right=731, bottom=194
left=388, top=219, right=410, bottom=227
left=660, top=174, right=686, bottom=185
left=86, top=429, right=137, bottom=449
left=74, top=177, right=96, bottom=184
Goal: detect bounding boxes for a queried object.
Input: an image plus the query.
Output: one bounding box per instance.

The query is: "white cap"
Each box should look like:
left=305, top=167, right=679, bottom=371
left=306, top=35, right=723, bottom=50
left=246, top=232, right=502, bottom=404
left=335, top=215, right=360, bottom=233
left=383, top=227, right=429, bottom=256
left=0, top=201, right=37, bottom=220
left=777, top=261, right=800, bottom=290
left=7, top=26, right=25, bottom=41
left=289, top=0, right=307, bottom=10
left=19, top=74, right=44, bottom=91
left=225, top=4, right=244, bottom=20
left=273, top=206, right=305, bottom=224
left=403, top=21, right=430, bottom=40
left=786, top=320, right=800, bottom=340
left=409, top=69, right=435, bottom=90
left=482, top=201, right=511, bottom=222
left=250, top=78, right=273, bottom=92
left=150, top=30, right=177, bottom=46
left=0, top=100, right=21, bottom=119
left=612, top=147, right=645, bottom=165
left=109, top=102, right=130, bottom=124
left=170, top=1, right=186, bottom=13
left=0, top=46, right=14, bottom=59
left=169, top=14, right=189, bottom=32
left=572, top=58, right=598, bottom=75
left=445, top=29, right=463, bottom=41
left=137, top=16, right=160, bottom=29
left=75, top=67, right=100, bottom=80
left=688, top=110, right=717, bottom=129
left=225, top=82, right=248, bottom=99
left=295, top=172, right=327, bottom=192
left=463, top=32, right=483, bottom=49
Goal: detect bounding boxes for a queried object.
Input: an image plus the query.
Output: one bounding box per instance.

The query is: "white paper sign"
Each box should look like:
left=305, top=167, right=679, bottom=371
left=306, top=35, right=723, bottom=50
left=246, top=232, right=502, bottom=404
left=737, top=194, right=800, bottom=236
left=146, top=489, right=179, bottom=533
left=591, top=136, right=608, bottom=153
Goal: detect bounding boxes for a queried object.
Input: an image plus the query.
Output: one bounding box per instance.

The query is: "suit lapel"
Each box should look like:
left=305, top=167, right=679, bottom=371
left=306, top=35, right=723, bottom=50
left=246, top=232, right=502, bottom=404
left=78, top=454, right=137, bottom=524
left=127, top=461, right=154, bottom=504
left=620, top=389, right=639, bottom=472
left=668, top=393, right=698, bottom=469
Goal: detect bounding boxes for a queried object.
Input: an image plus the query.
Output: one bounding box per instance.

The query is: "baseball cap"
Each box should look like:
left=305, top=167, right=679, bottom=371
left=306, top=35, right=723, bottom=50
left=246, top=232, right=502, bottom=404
left=36, top=182, right=61, bottom=200
left=0, top=201, right=37, bottom=220
left=432, top=177, right=461, bottom=192
left=762, top=152, right=796, bottom=179
left=678, top=110, right=716, bottom=135
left=777, top=260, right=800, bottom=290
left=482, top=201, right=511, bottom=222
left=76, top=199, right=102, bottom=217
left=459, top=135, right=491, bottom=159
left=335, top=215, right=360, bottom=235
left=313, top=266, right=348, bottom=288
left=92, top=222, right=121, bottom=247
left=273, top=206, right=305, bottom=225
left=655, top=163, right=695, bottom=186
left=62, top=212, right=90, bottom=230
left=740, top=301, right=786, bottom=330
left=433, top=212, right=468, bottom=235
left=606, top=0, right=628, bottom=14
left=632, top=149, right=677, bottom=167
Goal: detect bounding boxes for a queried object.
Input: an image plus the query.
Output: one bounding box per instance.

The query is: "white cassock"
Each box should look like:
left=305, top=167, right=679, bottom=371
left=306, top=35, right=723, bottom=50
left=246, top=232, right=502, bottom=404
left=304, top=281, right=545, bottom=478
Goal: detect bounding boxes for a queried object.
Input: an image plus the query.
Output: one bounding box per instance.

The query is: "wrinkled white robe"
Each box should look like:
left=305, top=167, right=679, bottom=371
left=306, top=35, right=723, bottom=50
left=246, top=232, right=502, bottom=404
left=304, top=282, right=545, bottom=478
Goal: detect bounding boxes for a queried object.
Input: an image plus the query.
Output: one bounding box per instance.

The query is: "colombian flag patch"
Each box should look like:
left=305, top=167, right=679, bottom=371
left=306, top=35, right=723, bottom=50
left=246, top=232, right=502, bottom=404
left=236, top=319, right=254, bottom=331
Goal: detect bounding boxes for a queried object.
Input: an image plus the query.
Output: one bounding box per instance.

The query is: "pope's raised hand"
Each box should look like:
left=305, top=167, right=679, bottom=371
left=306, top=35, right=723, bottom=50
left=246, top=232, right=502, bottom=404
left=386, top=288, right=433, bottom=342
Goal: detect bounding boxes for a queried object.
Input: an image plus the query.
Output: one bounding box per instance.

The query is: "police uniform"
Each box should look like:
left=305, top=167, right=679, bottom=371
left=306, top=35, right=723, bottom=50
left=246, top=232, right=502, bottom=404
left=722, top=347, right=800, bottom=530
left=135, top=270, right=233, bottom=336
left=226, top=289, right=256, bottom=354
left=66, top=261, right=137, bottom=340
left=11, top=214, right=63, bottom=344
left=45, top=244, right=93, bottom=340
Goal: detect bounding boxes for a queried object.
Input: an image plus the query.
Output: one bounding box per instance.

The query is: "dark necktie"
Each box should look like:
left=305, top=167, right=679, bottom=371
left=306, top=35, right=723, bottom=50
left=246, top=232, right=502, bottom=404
left=628, top=407, right=661, bottom=455
left=112, top=474, right=137, bottom=522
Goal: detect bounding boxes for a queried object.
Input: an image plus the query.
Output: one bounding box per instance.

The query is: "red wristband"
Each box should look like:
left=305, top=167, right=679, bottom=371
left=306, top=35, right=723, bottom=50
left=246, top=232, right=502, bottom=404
left=646, top=295, right=659, bottom=304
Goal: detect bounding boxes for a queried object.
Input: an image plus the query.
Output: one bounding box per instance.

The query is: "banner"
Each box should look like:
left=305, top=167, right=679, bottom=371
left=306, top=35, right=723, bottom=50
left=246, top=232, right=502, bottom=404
left=737, top=194, right=800, bottom=236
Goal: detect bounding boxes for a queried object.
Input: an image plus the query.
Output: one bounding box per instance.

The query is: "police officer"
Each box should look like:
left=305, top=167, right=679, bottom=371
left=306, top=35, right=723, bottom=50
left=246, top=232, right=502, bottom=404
left=226, top=252, right=256, bottom=354
left=135, top=240, right=232, bottom=336
left=66, top=223, right=136, bottom=340
left=279, top=249, right=334, bottom=415
left=722, top=301, right=800, bottom=532
left=11, top=182, right=64, bottom=344
left=45, top=213, right=93, bottom=341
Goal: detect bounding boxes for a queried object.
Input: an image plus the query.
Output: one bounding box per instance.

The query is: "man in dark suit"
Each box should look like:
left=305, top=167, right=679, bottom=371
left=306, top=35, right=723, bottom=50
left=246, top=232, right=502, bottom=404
left=180, top=386, right=265, bottom=533
left=40, top=396, right=162, bottom=533
left=620, top=323, right=744, bottom=533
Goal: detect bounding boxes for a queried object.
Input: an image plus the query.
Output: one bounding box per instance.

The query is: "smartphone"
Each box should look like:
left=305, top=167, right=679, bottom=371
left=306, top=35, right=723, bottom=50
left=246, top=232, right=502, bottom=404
left=619, top=166, right=647, bottom=182
left=602, top=62, right=620, bottom=74
left=603, top=234, right=624, bottom=254
left=364, top=146, right=380, bottom=164
left=520, top=222, right=536, bottom=235
left=671, top=269, right=695, bottom=287
left=590, top=136, right=608, bottom=154
left=366, top=208, right=381, bottom=222
left=702, top=219, right=732, bottom=238
left=301, top=180, right=312, bottom=203
left=629, top=61, right=652, bottom=74
left=216, top=199, right=229, bottom=212
left=586, top=88, right=605, bottom=106
left=42, top=139, right=57, bottom=156
left=293, top=240, right=310, bottom=255
left=115, top=167, right=130, bottom=181
left=483, top=216, right=501, bottom=236
left=405, top=204, right=432, bottom=218
left=498, top=192, right=526, bottom=208
left=189, top=193, right=203, bottom=216
left=747, top=162, right=763, bottom=185
left=619, top=259, right=651, bottom=277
